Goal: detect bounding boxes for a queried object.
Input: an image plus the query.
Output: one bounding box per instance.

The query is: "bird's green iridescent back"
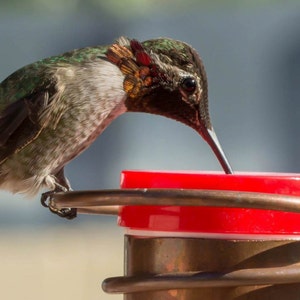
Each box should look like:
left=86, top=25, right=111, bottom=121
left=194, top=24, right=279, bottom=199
left=0, top=38, right=200, bottom=112
left=0, top=45, right=109, bottom=111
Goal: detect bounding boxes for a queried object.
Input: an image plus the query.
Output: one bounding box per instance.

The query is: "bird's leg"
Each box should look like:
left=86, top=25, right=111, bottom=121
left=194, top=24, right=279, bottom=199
left=41, top=168, right=77, bottom=220
left=40, top=182, right=68, bottom=208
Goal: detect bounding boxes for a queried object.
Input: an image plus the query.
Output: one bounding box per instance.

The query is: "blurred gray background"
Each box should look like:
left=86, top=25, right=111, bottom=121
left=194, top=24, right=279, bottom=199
left=1, top=1, right=300, bottom=299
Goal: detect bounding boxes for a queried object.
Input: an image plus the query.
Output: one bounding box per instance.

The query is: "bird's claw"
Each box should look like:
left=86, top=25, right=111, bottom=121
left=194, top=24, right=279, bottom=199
left=51, top=207, right=77, bottom=220
left=41, top=190, right=53, bottom=208
left=41, top=191, right=77, bottom=220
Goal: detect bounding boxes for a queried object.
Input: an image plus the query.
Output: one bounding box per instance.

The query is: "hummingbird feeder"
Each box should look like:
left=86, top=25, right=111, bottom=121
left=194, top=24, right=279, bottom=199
left=50, top=171, right=300, bottom=299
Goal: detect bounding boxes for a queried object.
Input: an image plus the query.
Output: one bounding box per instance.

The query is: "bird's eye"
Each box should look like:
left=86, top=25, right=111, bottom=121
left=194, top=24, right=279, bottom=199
left=181, top=77, right=197, bottom=94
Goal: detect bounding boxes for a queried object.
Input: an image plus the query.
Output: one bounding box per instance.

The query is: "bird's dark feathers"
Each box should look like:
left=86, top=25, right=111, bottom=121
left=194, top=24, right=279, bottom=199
left=0, top=82, right=57, bottom=164
left=0, top=46, right=108, bottom=165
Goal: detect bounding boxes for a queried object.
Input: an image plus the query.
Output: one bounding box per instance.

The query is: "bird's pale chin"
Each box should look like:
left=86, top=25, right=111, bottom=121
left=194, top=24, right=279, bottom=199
left=199, top=126, right=233, bottom=174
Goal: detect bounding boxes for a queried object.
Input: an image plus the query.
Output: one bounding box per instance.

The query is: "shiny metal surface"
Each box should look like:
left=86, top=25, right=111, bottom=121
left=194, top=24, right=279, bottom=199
left=50, top=189, right=300, bottom=215
left=50, top=189, right=300, bottom=299
left=105, top=237, right=300, bottom=299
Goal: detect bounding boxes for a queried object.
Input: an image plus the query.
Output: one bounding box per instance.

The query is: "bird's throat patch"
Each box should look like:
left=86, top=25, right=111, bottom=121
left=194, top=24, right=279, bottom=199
left=106, top=39, right=158, bottom=99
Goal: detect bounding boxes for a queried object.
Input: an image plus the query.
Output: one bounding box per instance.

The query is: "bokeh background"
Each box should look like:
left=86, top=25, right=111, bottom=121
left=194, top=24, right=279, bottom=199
left=1, top=1, right=300, bottom=299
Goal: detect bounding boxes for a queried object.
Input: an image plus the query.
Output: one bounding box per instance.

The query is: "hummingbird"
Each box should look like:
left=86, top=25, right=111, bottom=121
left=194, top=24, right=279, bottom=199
left=0, top=37, right=232, bottom=219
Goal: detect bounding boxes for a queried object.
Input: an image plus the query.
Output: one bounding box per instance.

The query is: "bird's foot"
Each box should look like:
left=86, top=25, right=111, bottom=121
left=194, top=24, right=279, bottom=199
left=41, top=189, right=77, bottom=220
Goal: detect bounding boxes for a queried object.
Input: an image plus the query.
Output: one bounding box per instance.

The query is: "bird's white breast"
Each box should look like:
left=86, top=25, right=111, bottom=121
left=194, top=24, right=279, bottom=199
left=0, top=60, right=127, bottom=195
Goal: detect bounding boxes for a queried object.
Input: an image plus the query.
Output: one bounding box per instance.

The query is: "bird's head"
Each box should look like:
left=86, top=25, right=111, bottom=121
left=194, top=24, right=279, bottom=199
left=106, top=37, right=232, bottom=174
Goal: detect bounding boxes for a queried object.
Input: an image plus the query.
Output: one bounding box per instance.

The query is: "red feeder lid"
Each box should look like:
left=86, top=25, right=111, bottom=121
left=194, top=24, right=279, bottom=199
left=118, top=171, right=300, bottom=238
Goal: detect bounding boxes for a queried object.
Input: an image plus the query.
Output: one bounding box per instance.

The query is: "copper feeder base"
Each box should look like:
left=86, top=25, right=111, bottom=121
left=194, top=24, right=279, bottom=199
left=111, top=236, right=300, bottom=299
left=50, top=189, right=300, bottom=299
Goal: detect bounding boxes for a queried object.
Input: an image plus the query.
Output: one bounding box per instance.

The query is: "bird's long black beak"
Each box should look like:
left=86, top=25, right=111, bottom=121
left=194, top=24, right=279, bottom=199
left=201, top=127, right=233, bottom=174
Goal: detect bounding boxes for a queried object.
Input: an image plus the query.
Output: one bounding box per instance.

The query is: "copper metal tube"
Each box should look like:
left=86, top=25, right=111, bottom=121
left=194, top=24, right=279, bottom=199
left=50, top=189, right=300, bottom=215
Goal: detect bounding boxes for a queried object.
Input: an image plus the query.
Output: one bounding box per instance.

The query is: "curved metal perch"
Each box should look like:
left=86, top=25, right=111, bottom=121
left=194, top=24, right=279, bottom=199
left=102, top=263, right=300, bottom=293
left=49, top=188, right=300, bottom=215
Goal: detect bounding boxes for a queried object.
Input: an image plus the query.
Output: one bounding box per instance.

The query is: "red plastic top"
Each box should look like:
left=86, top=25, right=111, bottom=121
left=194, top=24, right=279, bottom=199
left=118, top=171, right=300, bottom=236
